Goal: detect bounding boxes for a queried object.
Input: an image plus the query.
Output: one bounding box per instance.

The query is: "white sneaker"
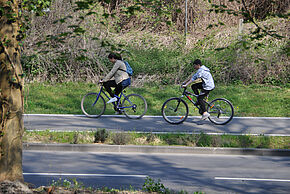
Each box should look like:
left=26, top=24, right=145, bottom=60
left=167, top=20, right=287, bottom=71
left=107, top=97, right=118, bottom=103
left=201, top=112, right=210, bottom=120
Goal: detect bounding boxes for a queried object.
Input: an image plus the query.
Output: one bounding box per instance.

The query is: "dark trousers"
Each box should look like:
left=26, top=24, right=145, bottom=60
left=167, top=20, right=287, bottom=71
left=103, top=78, right=131, bottom=98
left=191, top=82, right=211, bottom=115
left=103, top=80, right=123, bottom=98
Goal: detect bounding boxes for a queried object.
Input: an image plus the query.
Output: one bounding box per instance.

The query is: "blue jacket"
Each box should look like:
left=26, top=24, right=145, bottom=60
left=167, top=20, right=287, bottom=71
left=191, top=65, right=215, bottom=90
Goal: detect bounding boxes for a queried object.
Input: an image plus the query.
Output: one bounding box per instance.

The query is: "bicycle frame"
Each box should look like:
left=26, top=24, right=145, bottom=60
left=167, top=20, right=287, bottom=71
left=180, top=88, right=204, bottom=110
left=182, top=88, right=227, bottom=118
left=97, top=85, right=135, bottom=110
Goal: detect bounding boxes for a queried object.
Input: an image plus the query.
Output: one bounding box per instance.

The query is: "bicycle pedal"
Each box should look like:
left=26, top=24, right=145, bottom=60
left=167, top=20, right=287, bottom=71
left=115, top=111, right=123, bottom=115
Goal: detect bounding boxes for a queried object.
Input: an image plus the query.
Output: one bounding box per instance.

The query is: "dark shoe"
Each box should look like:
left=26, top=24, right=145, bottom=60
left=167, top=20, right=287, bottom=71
left=115, top=110, right=122, bottom=115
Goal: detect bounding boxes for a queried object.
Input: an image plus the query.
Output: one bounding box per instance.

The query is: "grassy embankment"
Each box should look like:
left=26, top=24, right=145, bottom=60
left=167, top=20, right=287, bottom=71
left=24, top=82, right=289, bottom=117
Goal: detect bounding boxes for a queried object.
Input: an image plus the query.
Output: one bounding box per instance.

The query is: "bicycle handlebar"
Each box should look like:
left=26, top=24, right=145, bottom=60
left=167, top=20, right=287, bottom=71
left=179, top=85, right=188, bottom=95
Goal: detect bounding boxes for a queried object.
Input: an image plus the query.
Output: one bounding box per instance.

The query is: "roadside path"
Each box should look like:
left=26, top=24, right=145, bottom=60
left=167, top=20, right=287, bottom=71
left=23, top=114, right=290, bottom=136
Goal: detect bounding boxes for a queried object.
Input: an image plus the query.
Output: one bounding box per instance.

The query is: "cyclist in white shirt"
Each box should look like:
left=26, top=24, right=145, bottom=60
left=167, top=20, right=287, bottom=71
left=182, top=59, right=215, bottom=120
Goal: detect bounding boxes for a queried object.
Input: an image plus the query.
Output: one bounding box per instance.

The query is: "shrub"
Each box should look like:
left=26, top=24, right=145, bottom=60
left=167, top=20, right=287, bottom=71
left=94, top=129, right=108, bottom=143
left=112, top=133, right=131, bottom=145
left=142, top=177, right=170, bottom=193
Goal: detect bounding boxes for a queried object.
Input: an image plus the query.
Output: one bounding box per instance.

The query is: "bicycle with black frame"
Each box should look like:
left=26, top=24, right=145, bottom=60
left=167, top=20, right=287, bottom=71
left=161, top=86, right=234, bottom=125
left=81, top=83, right=147, bottom=119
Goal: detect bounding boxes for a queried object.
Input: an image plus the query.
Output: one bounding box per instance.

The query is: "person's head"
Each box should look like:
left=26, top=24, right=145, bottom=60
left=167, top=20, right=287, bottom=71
left=108, top=53, right=122, bottom=63
left=192, top=59, right=202, bottom=70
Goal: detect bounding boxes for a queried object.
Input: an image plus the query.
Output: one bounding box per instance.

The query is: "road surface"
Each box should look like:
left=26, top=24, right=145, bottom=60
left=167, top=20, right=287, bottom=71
left=24, top=114, right=290, bottom=135
left=23, top=150, right=290, bottom=193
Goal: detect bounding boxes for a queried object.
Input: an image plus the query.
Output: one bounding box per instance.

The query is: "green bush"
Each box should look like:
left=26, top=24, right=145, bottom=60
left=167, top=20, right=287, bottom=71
left=142, top=177, right=170, bottom=193
left=94, top=129, right=109, bottom=143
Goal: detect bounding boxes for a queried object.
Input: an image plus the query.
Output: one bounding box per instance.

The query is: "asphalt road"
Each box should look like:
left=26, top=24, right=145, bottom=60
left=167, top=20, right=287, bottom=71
left=23, top=114, right=290, bottom=135
left=23, top=150, right=290, bottom=193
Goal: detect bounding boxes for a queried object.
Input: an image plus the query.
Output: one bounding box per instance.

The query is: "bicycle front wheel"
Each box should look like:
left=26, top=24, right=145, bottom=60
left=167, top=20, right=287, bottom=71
left=81, top=93, right=106, bottom=118
left=122, top=94, right=147, bottom=119
left=161, top=98, right=188, bottom=124
left=207, top=98, right=234, bottom=125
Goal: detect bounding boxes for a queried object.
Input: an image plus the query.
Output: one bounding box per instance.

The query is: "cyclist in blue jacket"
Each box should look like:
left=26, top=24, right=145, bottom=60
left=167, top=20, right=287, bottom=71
left=182, top=59, right=215, bottom=120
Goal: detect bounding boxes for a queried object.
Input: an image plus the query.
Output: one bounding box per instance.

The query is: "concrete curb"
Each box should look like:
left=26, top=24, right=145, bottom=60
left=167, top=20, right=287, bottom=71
left=23, top=143, right=290, bottom=157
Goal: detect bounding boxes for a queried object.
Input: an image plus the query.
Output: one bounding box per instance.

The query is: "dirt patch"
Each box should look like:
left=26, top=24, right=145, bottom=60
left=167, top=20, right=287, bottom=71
left=0, top=181, right=32, bottom=194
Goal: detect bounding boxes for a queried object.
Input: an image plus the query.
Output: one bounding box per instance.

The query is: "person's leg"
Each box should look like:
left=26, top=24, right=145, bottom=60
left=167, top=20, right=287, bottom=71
left=117, top=78, right=131, bottom=95
left=115, top=78, right=131, bottom=101
left=197, top=90, right=210, bottom=118
left=113, top=82, right=128, bottom=114
left=113, top=78, right=131, bottom=97
left=191, top=82, right=203, bottom=95
left=192, top=82, right=203, bottom=107
left=103, top=80, right=116, bottom=97
left=114, top=83, right=123, bottom=97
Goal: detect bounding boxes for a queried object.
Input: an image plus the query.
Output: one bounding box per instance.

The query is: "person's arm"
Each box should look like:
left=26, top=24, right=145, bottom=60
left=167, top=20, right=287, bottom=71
left=103, top=62, right=120, bottom=82
left=182, top=70, right=203, bottom=87
left=182, top=79, right=193, bottom=88
left=181, top=72, right=194, bottom=87
left=182, top=71, right=197, bottom=87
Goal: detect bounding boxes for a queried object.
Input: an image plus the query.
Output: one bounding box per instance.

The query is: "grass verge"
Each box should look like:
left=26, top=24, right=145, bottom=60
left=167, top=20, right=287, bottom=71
left=23, top=129, right=290, bottom=149
left=24, top=82, right=290, bottom=117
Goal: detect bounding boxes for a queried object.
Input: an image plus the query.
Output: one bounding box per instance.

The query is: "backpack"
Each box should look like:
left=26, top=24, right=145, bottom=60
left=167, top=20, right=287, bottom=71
left=122, top=60, right=133, bottom=76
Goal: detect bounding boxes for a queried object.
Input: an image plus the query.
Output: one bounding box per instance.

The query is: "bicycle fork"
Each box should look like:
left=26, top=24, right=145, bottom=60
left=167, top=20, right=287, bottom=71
left=174, top=97, right=186, bottom=120
left=93, top=93, right=101, bottom=106
left=174, top=98, right=182, bottom=112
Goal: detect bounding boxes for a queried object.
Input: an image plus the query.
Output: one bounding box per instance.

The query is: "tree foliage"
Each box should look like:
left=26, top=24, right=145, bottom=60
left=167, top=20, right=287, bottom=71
left=20, top=0, right=289, bottom=85
left=207, top=0, right=289, bottom=39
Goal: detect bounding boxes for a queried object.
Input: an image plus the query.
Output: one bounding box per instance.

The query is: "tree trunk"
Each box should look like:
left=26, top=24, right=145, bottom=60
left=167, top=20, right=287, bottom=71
left=0, top=0, right=24, bottom=182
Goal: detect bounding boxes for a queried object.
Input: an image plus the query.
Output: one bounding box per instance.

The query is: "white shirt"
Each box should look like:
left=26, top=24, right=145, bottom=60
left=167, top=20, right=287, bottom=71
left=191, top=65, right=215, bottom=90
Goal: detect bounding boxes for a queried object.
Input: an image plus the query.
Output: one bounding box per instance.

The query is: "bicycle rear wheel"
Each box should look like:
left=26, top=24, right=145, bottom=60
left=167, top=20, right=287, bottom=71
left=81, top=93, right=106, bottom=118
left=207, top=98, right=234, bottom=125
left=161, top=97, right=188, bottom=124
left=122, top=94, right=147, bottom=119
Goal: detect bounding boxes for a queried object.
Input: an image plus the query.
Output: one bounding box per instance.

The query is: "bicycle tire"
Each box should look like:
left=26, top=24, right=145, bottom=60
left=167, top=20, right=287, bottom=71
left=207, top=98, right=234, bottom=125
left=122, top=94, right=147, bottom=119
left=81, top=93, right=106, bottom=118
left=161, top=97, right=189, bottom=124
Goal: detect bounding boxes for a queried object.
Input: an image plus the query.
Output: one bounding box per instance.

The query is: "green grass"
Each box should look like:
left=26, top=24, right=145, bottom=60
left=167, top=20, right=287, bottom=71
left=24, top=82, right=290, bottom=117
left=23, top=130, right=290, bottom=149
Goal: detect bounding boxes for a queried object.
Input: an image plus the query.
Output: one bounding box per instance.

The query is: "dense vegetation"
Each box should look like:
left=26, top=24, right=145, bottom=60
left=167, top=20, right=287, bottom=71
left=21, top=0, right=289, bottom=86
